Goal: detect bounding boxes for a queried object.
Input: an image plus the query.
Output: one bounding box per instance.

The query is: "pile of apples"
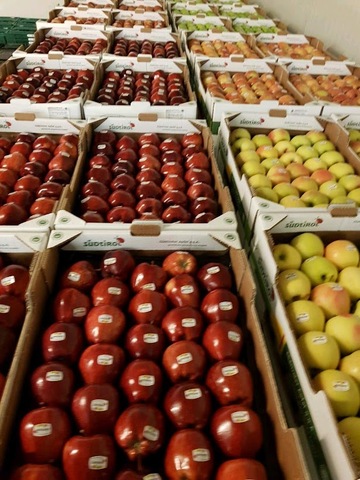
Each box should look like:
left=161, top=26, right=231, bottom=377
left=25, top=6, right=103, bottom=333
left=273, top=233, right=360, bottom=464
left=202, top=71, right=296, bottom=105
left=119, top=4, right=164, bottom=11
left=80, top=130, right=219, bottom=223
left=112, top=39, right=180, bottom=58
left=230, top=126, right=360, bottom=207
left=176, top=21, right=228, bottom=32
left=289, top=73, right=360, bottom=106
left=188, top=39, right=260, bottom=58
left=0, top=66, right=94, bottom=104
left=111, top=18, right=167, bottom=29
left=67, top=1, right=114, bottom=7
left=218, top=8, right=265, bottom=19
left=256, top=41, right=331, bottom=60
left=51, top=16, right=106, bottom=25
left=10, top=250, right=267, bottom=480
left=95, top=69, right=188, bottom=106
left=172, top=7, right=216, bottom=16
left=0, top=131, right=79, bottom=224
left=34, top=37, right=108, bottom=56
left=232, top=24, right=281, bottom=35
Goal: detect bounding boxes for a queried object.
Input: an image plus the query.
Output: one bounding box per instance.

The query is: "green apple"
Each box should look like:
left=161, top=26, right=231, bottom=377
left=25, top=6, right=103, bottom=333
left=348, top=129, right=360, bottom=142
left=248, top=173, right=272, bottom=189
left=320, top=151, right=345, bottom=167
left=229, top=127, right=251, bottom=143
left=297, top=331, right=340, bottom=370
left=310, top=169, right=335, bottom=186
left=291, top=232, right=325, bottom=259
left=279, top=152, right=304, bottom=166
left=272, top=243, right=302, bottom=271
left=338, top=174, right=360, bottom=191
left=267, top=165, right=291, bottom=185
left=268, top=128, right=290, bottom=143
left=261, top=158, right=282, bottom=171
left=325, top=314, right=360, bottom=355
left=290, top=135, right=312, bottom=148
left=296, top=145, right=319, bottom=160
left=330, top=196, right=356, bottom=205
left=311, top=282, right=351, bottom=319
left=254, top=186, right=279, bottom=203
left=256, top=145, right=279, bottom=159
left=241, top=160, right=266, bottom=177
left=338, top=266, right=360, bottom=301
left=312, top=369, right=360, bottom=418
left=339, top=350, right=360, bottom=385
left=291, top=176, right=319, bottom=193
left=235, top=150, right=261, bottom=166
left=301, top=256, right=338, bottom=286
left=325, top=240, right=359, bottom=270
left=301, top=190, right=329, bottom=207
left=313, top=140, right=336, bottom=155
left=252, top=134, right=273, bottom=148
left=279, top=195, right=307, bottom=207
left=286, top=299, right=325, bottom=335
left=231, top=137, right=256, bottom=154
left=319, top=181, right=346, bottom=200
left=338, top=416, right=360, bottom=465
left=273, top=140, right=296, bottom=155
left=306, top=130, right=328, bottom=144
left=273, top=182, right=300, bottom=199
left=329, top=164, right=355, bottom=181
left=286, top=163, right=311, bottom=180
left=277, top=269, right=311, bottom=304
left=303, top=157, right=328, bottom=172
left=347, top=188, right=360, bottom=206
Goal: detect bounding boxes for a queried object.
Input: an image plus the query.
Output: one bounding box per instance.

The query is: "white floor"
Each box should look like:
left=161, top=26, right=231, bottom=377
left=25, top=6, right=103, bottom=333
left=0, top=0, right=60, bottom=18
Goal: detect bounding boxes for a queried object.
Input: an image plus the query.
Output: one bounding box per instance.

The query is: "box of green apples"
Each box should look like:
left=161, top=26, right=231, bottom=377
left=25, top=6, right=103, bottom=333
left=232, top=18, right=287, bottom=35
left=249, top=222, right=360, bottom=480
left=218, top=4, right=267, bottom=20
left=169, top=2, right=218, bottom=17
left=174, top=14, right=231, bottom=33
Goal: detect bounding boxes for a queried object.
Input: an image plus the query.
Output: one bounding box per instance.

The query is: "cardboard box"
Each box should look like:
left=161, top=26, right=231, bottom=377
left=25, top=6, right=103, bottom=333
left=14, top=26, right=111, bottom=58
left=249, top=222, right=360, bottom=480
left=194, top=59, right=323, bottom=133
left=173, top=14, right=232, bottom=33
left=218, top=4, right=268, bottom=20
left=0, top=115, right=89, bottom=251
left=169, top=1, right=218, bottom=21
left=37, top=7, right=111, bottom=30
left=83, top=56, right=198, bottom=119
left=0, top=54, right=101, bottom=119
left=108, top=10, right=171, bottom=30
left=218, top=111, right=360, bottom=246
left=119, top=0, right=165, bottom=11
left=232, top=18, right=287, bottom=35
left=0, top=251, right=49, bottom=468
left=63, top=0, right=119, bottom=9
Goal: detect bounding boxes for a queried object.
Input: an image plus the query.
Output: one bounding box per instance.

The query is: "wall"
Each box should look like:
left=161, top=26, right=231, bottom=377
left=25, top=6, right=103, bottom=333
left=255, top=0, right=360, bottom=63
left=0, top=0, right=60, bottom=19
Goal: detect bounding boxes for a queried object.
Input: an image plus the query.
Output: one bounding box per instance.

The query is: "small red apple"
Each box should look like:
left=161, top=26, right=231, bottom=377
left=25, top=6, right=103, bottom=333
left=79, top=343, right=125, bottom=385
left=162, top=340, right=207, bottom=383
left=120, top=359, right=163, bottom=404
left=30, top=362, right=75, bottom=408
left=201, top=289, right=239, bottom=323
left=128, top=290, right=167, bottom=326
left=125, top=323, right=165, bottom=361
left=85, top=304, right=126, bottom=344
left=202, top=321, right=243, bottom=361
left=53, top=287, right=91, bottom=324
left=101, top=250, right=135, bottom=280
left=60, top=260, right=98, bottom=292
left=161, top=306, right=204, bottom=342
left=162, top=251, right=197, bottom=276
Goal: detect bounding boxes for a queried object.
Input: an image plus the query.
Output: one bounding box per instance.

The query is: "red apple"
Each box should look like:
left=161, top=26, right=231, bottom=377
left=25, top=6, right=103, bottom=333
left=82, top=181, right=110, bottom=200
left=72, top=383, right=120, bottom=435
left=162, top=251, right=197, bottom=276
left=197, top=263, right=232, bottom=292
left=201, top=289, right=239, bottom=323
left=187, top=183, right=215, bottom=201
left=30, top=197, right=56, bottom=216
left=181, top=133, right=203, bottom=148
left=0, top=294, right=26, bottom=329
left=216, top=459, right=267, bottom=480
left=91, top=277, right=130, bottom=308
left=165, top=274, right=200, bottom=308
left=81, top=195, right=110, bottom=216
left=0, top=203, right=27, bottom=225
left=108, top=190, right=136, bottom=208
left=161, top=162, right=184, bottom=177
left=130, top=262, right=167, bottom=293
left=20, top=406, right=71, bottom=463
left=206, top=360, right=253, bottom=407
left=128, top=290, right=167, bottom=326
left=162, top=190, right=188, bottom=208
left=53, top=287, right=91, bottom=324
left=101, top=250, right=135, bottom=280
left=20, top=161, right=46, bottom=178
left=63, top=434, right=116, bottom=480
left=60, top=260, right=98, bottom=292
left=79, top=343, right=125, bottom=385
left=162, top=340, right=206, bottom=383
left=0, top=264, right=29, bottom=299
left=42, top=322, right=84, bottom=365
left=202, top=321, right=243, bottom=361
left=159, top=137, right=181, bottom=153
left=107, top=206, right=136, bottom=223
left=116, top=135, right=138, bottom=151
left=85, top=304, right=126, bottom=344
left=7, top=190, right=34, bottom=210
left=10, top=464, right=64, bottom=480
left=114, top=404, right=165, bottom=461
left=164, top=429, right=214, bottom=480
left=120, top=359, right=163, bottom=404
left=161, top=306, right=204, bottom=342
left=125, top=323, right=165, bottom=361
left=211, top=405, right=263, bottom=458
left=30, top=362, right=75, bottom=408
left=164, top=382, right=211, bottom=429
left=185, top=153, right=210, bottom=170
left=135, top=198, right=163, bottom=217
left=138, top=133, right=161, bottom=147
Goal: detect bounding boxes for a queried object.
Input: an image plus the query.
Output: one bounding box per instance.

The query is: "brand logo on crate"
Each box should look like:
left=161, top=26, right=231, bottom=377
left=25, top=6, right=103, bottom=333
left=83, top=239, right=122, bottom=247
left=23, top=59, right=46, bottom=66
left=284, top=217, right=324, bottom=229
left=0, top=121, right=11, bottom=129
left=237, top=118, right=265, bottom=126
left=108, top=122, right=135, bottom=131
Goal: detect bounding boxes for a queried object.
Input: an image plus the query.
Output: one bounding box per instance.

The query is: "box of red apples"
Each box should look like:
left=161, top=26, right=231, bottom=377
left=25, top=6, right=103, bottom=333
left=282, top=60, right=360, bottom=117
left=0, top=114, right=90, bottom=251
left=250, top=223, right=360, bottom=480
left=0, top=251, right=49, bottom=468
left=110, top=28, right=183, bottom=59
left=217, top=111, right=360, bottom=245
left=0, top=246, right=311, bottom=479
left=83, top=56, right=197, bottom=119
left=14, top=26, right=111, bottom=58
left=47, top=115, right=239, bottom=252
left=0, top=53, right=100, bottom=119
left=194, top=58, right=323, bottom=133
left=63, top=0, right=119, bottom=10
left=36, top=7, right=112, bottom=30
left=108, top=10, right=170, bottom=30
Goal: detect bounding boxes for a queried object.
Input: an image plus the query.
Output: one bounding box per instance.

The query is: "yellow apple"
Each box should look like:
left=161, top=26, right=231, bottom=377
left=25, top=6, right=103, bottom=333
left=310, top=169, right=335, bottom=186
left=279, top=195, right=306, bottom=207
left=339, top=350, right=360, bottom=385
left=291, top=232, right=324, bottom=259
left=325, top=314, right=360, bottom=355
left=252, top=134, right=273, bottom=148
left=272, top=243, right=302, bottom=271
left=300, top=190, right=329, bottom=207
left=261, top=158, right=282, bottom=171
left=296, top=145, right=319, bottom=160
left=286, top=163, right=311, bottom=180
left=273, top=140, right=295, bottom=155
left=297, top=331, right=340, bottom=370
left=338, top=417, right=360, bottom=465
left=268, top=128, right=290, bottom=143
left=347, top=188, right=360, bottom=206
left=348, top=129, right=360, bottom=142
left=267, top=165, right=291, bottom=185
left=277, top=269, right=311, bottom=304
left=304, top=157, right=328, bottom=172
left=248, top=173, right=272, bottom=189
left=279, top=152, right=304, bottom=166
left=286, top=299, right=325, bottom=335
left=338, top=266, right=360, bottom=301
left=319, top=180, right=346, bottom=200
left=229, top=127, right=251, bottom=143
left=306, top=130, right=328, bottom=144
left=291, top=176, right=319, bottom=193
left=254, top=186, right=279, bottom=203
left=235, top=150, right=261, bottom=165
left=313, top=140, right=336, bottom=155
left=256, top=145, right=279, bottom=159
left=311, top=282, right=351, bottom=319
left=241, top=160, right=266, bottom=177
left=231, top=137, right=256, bottom=155
left=273, top=182, right=300, bottom=199
left=301, top=256, right=338, bottom=286
left=330, top=196, right=356, bottom=205
left=325, top=239, right=359, bottom=270
left=320, top=151, right=345, bottom=167
left=290, top=135, right=312, bottom=148
left=329, top=164, right=355, bottom=181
